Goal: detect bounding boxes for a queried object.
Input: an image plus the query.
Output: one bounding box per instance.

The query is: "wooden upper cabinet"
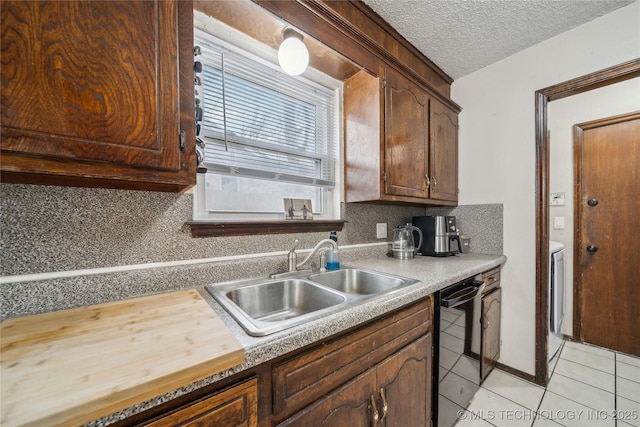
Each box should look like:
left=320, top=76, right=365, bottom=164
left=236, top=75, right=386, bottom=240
left=344, top=66, right=458, bottom=206
left=0, top=0, right=195, bottom=191
left=429, top=98, right=459, bottom=202
left=384, top=67, right=429, bottom=199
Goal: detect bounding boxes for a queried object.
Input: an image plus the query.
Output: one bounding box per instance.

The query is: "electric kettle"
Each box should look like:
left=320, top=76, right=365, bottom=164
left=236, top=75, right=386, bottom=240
left=391, top=224, right=423, bottom=259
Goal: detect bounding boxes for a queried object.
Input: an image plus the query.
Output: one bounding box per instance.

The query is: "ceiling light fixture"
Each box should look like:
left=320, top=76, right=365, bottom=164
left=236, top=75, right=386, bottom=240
left=278, top=28, right=309, bottom=76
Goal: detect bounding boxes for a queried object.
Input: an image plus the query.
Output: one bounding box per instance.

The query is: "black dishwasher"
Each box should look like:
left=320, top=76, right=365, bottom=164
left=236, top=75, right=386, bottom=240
left=433, top=276, right=485, bottom=427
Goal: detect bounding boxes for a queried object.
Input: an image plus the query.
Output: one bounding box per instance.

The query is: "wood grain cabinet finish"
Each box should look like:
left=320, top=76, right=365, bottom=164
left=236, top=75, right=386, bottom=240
left=384, top=67, right=430, bottom=200
left=481, top=268, right=502, bottom=381
left=0, top=0, right=195, bottom=192
left=344, top=66, right=458, bottom=206
left=279, top=334, right=432, bottom=427
left=429, top=98, right=459, bottom=202
left=275, top=298, right=433, bottom=427
left=144, top=378, right=258, bottom=427
left=272, top=297, right=431, bottom=421
left=106, top=297, right=433, bottom=427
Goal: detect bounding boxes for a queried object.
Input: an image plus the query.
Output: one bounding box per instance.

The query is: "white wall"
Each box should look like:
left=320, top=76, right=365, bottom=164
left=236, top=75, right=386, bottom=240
left=452, top=1, right=640, bottom=375
left=548, top=77, right=640, bottom=337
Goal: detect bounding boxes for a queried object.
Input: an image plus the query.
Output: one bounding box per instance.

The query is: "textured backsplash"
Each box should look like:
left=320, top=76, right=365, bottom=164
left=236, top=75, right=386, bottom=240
left=1, top=183, right=502, bottom=319
left=423, top=204, right=504, bottom=255
left=0, top=184, right=428, bottom=277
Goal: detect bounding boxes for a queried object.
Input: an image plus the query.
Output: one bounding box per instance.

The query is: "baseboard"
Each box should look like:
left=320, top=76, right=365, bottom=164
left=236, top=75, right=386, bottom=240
left=495, top=362, right=539, bottom=385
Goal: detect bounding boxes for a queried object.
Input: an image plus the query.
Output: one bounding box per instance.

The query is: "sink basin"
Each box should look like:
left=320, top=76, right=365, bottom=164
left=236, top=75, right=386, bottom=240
left=226, top=279, right=346, bottom=322
left=206, top=268, right=420, bottom=336
left=309, top=268, right=418, bottom=295
left=206, top=278, right=348, bottom=336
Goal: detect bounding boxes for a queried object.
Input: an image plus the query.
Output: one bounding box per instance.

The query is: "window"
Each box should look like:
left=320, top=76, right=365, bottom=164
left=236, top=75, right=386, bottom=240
left=193, top=28, right=341, bottom=221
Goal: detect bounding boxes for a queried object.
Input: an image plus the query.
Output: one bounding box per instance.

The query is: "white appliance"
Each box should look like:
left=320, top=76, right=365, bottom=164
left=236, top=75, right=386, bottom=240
left=549, top=241, right=565, bottom=360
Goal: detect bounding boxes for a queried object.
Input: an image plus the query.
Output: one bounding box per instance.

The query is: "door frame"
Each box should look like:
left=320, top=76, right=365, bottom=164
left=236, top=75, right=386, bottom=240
left=533, top=58, right=640, bottom=386
left=573, top=111, right=640, bottom=342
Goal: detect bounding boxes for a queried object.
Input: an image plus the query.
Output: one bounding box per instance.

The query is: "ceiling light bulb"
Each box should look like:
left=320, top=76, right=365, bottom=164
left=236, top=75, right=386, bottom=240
left=278, top=31, right=309, bottom=76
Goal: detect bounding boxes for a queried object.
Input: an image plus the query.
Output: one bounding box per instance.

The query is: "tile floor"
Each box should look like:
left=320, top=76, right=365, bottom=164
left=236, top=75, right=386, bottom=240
left=444, top=341, right=640, bottom=427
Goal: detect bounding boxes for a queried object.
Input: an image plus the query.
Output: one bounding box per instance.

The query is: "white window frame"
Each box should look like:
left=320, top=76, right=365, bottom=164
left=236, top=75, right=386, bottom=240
left=192, top=15, right=343, bottom=222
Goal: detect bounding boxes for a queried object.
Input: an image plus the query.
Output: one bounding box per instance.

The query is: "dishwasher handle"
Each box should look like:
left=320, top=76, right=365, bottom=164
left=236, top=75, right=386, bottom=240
left=441, top=280, right=484, bottom=308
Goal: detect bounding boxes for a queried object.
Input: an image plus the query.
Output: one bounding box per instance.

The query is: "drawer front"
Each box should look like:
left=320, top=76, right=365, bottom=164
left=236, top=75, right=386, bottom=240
left=482, top=268, right=501, bottom=295
left=145, top=378, right=257, bottom=427
left=272, top=297, right=432, bottom=419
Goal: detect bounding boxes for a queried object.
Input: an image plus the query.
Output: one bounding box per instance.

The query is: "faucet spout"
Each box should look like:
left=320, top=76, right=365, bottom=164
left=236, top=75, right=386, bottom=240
left=295, top=238, right=338, bottom=270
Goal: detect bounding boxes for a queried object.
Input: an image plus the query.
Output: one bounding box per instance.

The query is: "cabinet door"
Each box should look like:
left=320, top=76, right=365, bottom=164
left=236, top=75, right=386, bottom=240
left=481, top=288, right=501, bottom=381
left=383, top=67, right=429, bottom=199
left=145, top=378, right=258, bottom=427
left=0, top=0, right=195, bottom=190
left=429, top=99, right=458, bottom=202
left=278, top=369, right=377, bottom=427
left=377, top=334, right=432, bottom=427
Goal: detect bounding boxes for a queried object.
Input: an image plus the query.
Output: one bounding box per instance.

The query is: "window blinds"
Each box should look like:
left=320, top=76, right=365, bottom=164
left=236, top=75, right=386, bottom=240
left=195, top=30, right=337, bottom=188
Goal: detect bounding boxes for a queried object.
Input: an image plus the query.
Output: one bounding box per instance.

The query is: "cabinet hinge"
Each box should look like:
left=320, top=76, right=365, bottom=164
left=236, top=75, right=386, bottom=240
left=179, top=129, right=186, bottom=152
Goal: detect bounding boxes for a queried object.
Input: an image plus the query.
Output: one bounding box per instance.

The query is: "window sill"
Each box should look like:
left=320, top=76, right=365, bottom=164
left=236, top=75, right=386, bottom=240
left=185, top=219, right=346, bottom=237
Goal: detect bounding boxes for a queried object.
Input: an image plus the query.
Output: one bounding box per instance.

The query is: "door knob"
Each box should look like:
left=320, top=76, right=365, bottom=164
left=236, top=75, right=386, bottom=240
left=586, top=244, right=598, bottom=252
left=587, top=199, right=598, bottom=206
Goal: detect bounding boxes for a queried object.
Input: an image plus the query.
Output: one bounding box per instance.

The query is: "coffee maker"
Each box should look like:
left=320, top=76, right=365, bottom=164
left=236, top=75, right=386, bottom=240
left=412, top=216, right=461, bottom=256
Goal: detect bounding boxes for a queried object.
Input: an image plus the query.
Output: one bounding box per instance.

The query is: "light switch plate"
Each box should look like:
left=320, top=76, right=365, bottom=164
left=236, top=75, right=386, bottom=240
left=554, top=216, right=565, bottom=229
left=376, top=223, right=387, bottom=239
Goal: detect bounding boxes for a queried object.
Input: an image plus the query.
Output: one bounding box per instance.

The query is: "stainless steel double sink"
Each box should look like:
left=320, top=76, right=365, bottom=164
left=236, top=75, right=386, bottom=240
left=205, top=268, right=419, bottom=336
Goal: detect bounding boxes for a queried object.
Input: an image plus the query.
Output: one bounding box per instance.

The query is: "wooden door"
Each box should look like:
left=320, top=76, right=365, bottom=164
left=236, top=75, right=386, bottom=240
left=575, top=112, right=640, bottom=356
left=277, top=369, right=376, bottom=427
left=481, top=288, right=501, bottom=380
left=384, top=67, right=430, bottom=199
left=377, top=334, right=432, bottom=427
left=429, top=99, right=459, bottom=202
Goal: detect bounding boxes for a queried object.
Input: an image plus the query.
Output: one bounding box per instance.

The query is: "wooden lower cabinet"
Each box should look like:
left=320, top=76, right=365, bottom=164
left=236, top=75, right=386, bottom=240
left=278, top=367, right=375, bottom=426
left=144, top=378, right=257, bottom=427
left=379, top=334, right=432, bottom=427
left=119, top=297, right=433, bottom=427
left=480, top=268, right=502, bottom=381
left=278, top=334, right=432, bottom=427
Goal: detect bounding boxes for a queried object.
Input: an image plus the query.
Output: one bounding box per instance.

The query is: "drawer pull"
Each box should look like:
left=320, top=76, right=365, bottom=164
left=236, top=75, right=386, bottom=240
left=380, top=388, right=388, bottom=422
left=370, top=394, right=379, bottom=426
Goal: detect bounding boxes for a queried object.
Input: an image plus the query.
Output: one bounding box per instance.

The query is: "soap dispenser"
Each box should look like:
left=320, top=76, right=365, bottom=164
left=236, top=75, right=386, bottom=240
left=326, top=231, right=340, bottom=270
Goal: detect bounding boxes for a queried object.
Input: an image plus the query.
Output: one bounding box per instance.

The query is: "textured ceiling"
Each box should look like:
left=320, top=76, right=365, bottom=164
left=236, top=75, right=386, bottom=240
left=361, top=0, right=636, bottom=79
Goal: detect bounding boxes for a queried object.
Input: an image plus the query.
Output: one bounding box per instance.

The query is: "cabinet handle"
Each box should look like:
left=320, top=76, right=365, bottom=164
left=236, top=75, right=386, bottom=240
left=379, top=387, right=388, bottom=422
left=424, top=175, right=430, bottom=190
left=370, top=394, right=379, bottom=426
left=432, top=175, right=437, bottom=189
left=481, top=315, right=490, bottom=329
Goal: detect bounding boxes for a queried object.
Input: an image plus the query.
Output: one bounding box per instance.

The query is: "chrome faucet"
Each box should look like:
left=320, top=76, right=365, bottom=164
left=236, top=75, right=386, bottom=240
left=295, top=238, right=338, bottom=271
left=270, top=238, right=339, bottom=278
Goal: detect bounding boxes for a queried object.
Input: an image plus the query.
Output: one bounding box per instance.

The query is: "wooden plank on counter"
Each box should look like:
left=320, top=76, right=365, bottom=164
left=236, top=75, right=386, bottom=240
left=1, top=289, right=245, bottom=427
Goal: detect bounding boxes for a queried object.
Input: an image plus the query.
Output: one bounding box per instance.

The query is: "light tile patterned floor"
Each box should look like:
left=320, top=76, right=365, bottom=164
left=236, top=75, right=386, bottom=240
left=451, top=341, right=640, bottom=426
